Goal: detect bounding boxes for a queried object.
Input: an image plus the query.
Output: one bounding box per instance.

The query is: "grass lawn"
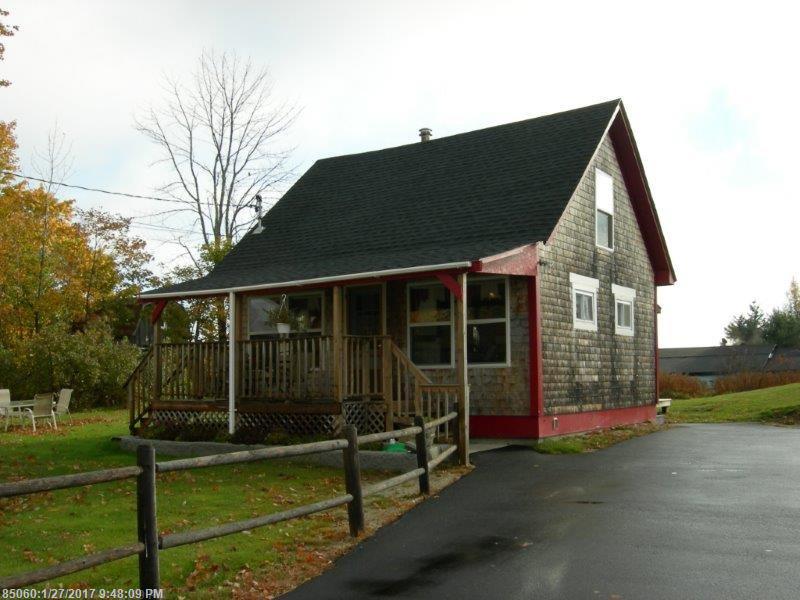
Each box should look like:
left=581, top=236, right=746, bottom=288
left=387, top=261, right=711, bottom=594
left=0, top=409, right=461, bottom=597
left=531, top=421, right=665, bottom=454
left=668, top=383, right=800, bottom=424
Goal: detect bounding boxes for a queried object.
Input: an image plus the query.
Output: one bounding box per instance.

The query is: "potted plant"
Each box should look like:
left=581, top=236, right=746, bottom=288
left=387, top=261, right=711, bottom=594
left=264, top=295, right=307, bottom=336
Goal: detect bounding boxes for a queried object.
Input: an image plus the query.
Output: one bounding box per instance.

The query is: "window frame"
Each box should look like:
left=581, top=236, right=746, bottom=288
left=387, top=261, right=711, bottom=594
left=407, top=280, right=455, bottom=369
left=570, top=273, right=599, bottom=332
left=466, top=276, right=511, bottom=368
left=595, top=168, right=614, bottom=251
left=246, top=291, right=325, bottom=338
left=612, top=283, right=636, bottom=337
left=406, top=276, right=512, bottom=369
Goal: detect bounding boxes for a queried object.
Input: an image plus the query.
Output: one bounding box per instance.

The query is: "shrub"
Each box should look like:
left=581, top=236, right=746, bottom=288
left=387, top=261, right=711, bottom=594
left=713, top=371, right=800, bottom=395
left=658, top=372, right=710, bottom=399
left=0, top=320, right=141, bottom=408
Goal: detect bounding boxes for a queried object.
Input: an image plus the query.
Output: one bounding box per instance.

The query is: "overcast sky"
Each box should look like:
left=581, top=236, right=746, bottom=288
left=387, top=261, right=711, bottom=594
left=2, top=0, right=798, bottom=348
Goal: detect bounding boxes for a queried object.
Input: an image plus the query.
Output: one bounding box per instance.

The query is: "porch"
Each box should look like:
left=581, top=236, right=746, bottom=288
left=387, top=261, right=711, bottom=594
left=127, top=280, right=471, bottom=461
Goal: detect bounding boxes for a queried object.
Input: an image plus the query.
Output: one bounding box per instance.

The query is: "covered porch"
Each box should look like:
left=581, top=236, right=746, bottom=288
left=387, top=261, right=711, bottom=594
left=128, top=271, right=473, bottom=459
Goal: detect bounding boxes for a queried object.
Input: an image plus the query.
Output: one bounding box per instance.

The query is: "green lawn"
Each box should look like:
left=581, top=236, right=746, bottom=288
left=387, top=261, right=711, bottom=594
left=668, top=383, right=800, bottom=424
left=0, top=409, right=422, bottom=596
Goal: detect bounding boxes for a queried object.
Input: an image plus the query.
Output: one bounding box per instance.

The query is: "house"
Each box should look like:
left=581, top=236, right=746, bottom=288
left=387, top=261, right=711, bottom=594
left=660, top=345, right=800, bottom=386
left=133, top=99, right=675, bottom=443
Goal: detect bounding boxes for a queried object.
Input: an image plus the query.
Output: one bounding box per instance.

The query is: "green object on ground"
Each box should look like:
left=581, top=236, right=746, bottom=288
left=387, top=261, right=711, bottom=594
left=383, top=442, right=407, bottom=453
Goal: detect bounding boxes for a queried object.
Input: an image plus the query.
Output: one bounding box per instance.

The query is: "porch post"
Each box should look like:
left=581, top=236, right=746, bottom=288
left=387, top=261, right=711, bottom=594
left=152, top=314, right=162, bottom=404
left=332, top=286, right=343, bottom=402
left=454, top=272, right=470, bottom=465
left=228, top=291, right=236, bottom=435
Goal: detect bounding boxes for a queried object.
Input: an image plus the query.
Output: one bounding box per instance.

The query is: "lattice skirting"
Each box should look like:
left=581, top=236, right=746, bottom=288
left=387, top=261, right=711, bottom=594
left=150, top=400, right=386, bottom=436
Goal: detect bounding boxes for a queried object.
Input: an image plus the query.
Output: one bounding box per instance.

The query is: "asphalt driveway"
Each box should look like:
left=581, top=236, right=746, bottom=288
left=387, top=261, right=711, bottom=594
left=284, top=424, right=800, bottom=599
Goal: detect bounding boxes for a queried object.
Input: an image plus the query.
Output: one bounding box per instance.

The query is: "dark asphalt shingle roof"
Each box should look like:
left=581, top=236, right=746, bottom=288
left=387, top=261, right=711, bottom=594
left=766, top=348, right=800, bottom=372
left=659, top=345, right=775, bottom=375
left=146, top=100, right=620, bottom=296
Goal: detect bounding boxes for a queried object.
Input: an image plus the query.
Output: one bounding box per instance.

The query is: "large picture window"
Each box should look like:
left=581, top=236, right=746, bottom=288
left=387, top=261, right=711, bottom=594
left=248, top=293, right=323, bottom=338
left=407, top=277, right=510, bottom=368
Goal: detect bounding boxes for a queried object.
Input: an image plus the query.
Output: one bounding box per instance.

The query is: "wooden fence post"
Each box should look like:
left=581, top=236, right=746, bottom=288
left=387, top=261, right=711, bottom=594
left=341, top=425, right=364, bottom=536
left=136, top=445, right=160, bottom=592
left=413, top=416, right=430, bottom=495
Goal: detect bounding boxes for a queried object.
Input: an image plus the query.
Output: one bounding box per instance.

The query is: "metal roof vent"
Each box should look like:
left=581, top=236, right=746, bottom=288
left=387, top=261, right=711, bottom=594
left=419, top=127, right=432, bottom=142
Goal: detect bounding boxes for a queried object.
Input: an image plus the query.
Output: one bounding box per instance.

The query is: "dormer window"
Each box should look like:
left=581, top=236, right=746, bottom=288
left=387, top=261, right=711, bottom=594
left=595, top=168, right=614, bottom=250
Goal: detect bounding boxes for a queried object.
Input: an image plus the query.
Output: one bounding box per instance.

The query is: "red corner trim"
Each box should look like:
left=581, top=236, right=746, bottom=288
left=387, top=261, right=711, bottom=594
left=528, top=275, right=544, bottom=421
left=435, top=272, right=463, bottom=299
left=151, top=300, right=167, bottom=324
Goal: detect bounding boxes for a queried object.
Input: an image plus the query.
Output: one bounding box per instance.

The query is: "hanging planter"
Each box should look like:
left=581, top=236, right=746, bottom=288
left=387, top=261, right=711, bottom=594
left=265, top=294, right=305, bottom=337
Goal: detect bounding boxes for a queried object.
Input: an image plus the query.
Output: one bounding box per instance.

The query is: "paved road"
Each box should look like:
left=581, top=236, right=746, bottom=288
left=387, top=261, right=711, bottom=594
left=284, top=424, right=800, bottom=599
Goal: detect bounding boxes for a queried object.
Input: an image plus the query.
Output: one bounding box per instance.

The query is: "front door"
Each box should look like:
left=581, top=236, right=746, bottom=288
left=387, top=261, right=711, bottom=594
left=346, top=285, right=382, bottom=336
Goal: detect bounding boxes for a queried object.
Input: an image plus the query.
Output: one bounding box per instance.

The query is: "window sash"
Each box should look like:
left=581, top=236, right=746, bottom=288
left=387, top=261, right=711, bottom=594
left=596, top=209, right=613, bottom=250
left=467, top=279, right=508, bottom=365
left=248, top=293, right=324, bottom=337
left=407, top=277, right=510, bottom=368
left=574, top=291, right=595, bottom=322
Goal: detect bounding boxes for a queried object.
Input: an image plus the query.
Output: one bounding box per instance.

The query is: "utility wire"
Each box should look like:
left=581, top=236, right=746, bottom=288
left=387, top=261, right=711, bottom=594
left=2, top=170, right=189, bottom=204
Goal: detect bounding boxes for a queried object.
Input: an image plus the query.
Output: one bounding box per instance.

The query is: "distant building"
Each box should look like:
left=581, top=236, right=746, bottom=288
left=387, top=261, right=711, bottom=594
left=659, top=345, right=800, bottom=386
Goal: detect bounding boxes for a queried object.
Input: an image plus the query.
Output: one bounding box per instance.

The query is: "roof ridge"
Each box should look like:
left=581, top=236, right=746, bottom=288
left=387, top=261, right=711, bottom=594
left=316, top=99, right=621, bottom=162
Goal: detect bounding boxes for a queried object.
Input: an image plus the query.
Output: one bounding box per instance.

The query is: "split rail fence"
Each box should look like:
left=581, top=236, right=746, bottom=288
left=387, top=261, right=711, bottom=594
left=0, top=412, right=459, bottom=591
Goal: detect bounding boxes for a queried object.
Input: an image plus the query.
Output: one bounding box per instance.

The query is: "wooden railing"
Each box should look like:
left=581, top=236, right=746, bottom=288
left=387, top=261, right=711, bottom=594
left=0, top=414, right=459, bottom=591
left=127, top=347, right=155, bottom=433
left=160, top=342, right=228, bottom=401
left=342, top=335, right=385, bottom=399
left=239, top=337, right=333, bottom=401
left=127, top=335, right=462, bottom=438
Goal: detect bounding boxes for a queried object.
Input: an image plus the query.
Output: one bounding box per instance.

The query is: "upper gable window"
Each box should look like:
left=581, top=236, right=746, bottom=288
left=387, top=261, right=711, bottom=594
left=595, top=168, right=614, bottom=250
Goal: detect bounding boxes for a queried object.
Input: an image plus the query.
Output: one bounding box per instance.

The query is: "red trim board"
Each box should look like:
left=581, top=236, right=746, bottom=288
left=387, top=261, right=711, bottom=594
left=470, top=404, right=657, bottom=439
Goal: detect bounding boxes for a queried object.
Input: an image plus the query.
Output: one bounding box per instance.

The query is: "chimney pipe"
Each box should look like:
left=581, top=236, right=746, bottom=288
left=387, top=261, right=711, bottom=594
left=419, top=127, right=432, bottom=142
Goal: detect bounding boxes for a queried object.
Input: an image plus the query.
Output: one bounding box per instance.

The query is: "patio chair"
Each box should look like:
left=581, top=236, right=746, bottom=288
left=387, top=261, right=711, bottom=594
left=54, top=388, right=73, bottom=424
left=25, top=394, right=57, bottom=432
left=0, top=389, right=10, bottom=431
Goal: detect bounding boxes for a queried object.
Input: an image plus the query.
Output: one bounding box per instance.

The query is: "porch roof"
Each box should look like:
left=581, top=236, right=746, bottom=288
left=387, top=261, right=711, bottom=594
left=142, top=99, right=674, bottom=300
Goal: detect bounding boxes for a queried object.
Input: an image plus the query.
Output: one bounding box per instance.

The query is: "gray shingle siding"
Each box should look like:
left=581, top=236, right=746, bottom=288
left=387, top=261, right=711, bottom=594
left=539, top=135, right=656, bottom=415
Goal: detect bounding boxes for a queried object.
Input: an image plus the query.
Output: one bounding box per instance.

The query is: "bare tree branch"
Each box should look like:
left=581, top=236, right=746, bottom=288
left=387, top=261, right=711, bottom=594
left=135, top=50, right=298, bottom=250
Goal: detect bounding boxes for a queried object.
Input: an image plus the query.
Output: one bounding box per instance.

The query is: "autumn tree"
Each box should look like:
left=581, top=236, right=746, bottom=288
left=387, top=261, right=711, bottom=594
left=0, top=7, right=18, bottom=88
left=76, top=208, right=155, bottom=334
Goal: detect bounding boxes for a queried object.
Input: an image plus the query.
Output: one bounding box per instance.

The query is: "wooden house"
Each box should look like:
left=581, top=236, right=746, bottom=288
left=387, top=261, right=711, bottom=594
left=131, top=99, right=676, bottom=443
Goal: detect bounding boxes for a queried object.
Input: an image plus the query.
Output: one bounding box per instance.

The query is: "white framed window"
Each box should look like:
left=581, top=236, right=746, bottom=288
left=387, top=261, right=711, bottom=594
left=407, top=276, right=511, bottom=368
left=247, top=292, right=324, bottom=338
left=595, top=168, right=614, bottom=250
left=612, top=284, right=636, bottom=336
left=570, top=273, right=599, bottom=332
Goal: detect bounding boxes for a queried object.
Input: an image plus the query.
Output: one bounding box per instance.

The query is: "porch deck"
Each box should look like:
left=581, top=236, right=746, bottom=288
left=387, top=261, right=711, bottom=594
left=127, top=335, right=461, bottom=437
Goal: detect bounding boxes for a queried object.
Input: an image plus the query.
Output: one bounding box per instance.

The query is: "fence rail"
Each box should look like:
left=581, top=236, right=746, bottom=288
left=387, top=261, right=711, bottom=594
left=0, top=411, right=460, bottom=592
